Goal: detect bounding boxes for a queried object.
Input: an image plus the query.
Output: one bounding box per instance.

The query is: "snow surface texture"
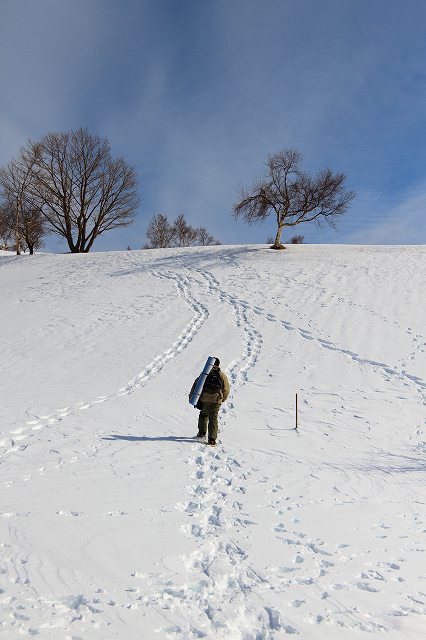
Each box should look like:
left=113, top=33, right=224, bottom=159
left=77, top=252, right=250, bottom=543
left=0, top=244, right=425, bottom=639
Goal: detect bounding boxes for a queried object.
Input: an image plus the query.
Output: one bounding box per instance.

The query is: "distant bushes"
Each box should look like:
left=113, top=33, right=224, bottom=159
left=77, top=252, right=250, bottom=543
left=266, top=234, right=304, bottom=246
left=144, top=213, right=220, bottom=248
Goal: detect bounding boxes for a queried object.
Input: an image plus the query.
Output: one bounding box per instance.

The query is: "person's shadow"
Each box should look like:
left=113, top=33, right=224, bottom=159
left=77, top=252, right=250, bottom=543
left=102, top=434, right=198, bottom=443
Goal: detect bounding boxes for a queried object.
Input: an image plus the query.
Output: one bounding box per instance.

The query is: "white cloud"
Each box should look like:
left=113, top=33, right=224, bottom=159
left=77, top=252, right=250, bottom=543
left=345, top=186, right=426, bottom=244
left=2, top=0, right=426, bottom=249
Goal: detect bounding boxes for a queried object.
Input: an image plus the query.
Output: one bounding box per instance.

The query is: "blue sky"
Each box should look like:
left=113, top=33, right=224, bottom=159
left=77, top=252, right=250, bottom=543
left=1, top=0, right=426, bottom=250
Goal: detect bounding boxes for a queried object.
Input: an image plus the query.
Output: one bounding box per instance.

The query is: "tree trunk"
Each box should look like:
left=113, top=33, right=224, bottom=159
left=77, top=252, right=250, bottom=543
left=272, top=225, right=285, bottom=249
left=15, top=216, right=20, bottom=255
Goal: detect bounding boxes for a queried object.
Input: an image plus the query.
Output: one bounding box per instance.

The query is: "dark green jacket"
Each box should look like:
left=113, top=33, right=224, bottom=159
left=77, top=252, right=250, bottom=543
left=189, top=366, right=230, bottom=406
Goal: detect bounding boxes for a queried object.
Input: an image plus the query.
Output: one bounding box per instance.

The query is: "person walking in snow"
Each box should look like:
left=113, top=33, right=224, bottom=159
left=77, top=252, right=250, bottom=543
left=189, top=358, right=230, bottom=446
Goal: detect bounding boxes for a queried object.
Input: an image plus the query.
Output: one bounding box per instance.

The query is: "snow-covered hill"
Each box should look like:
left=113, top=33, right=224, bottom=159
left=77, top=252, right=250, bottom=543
left=0, top=244, right=425, bottom=639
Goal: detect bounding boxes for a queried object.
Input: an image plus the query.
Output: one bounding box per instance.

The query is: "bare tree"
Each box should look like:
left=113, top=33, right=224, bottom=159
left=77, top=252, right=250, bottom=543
left=0, top=203, right=13, bottom=249
left=233, top=148, right=355, bottom=249
left=145, top=213, right=176, bottom=248
left=0, top=154, right=36, bottom=255
left=20, top=204, right=46, bottom=254
left=0, top=198, right=46, bottom=254
left=173, top=214, right=199, bottom=247
left=144, top=213, right=220, bottom=248
left=23, top=128, right=139, bottom=253
left=197, top=227, right=220, bottom=246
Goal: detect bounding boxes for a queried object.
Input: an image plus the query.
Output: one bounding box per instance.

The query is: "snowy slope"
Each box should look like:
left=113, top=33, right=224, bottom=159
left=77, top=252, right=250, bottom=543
left=0, top=244, right=425, bottom=640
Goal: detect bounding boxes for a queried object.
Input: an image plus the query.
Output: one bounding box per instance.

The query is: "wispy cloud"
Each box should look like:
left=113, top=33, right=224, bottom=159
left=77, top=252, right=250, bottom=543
left=1, top=0, right=426, bottom=250
left=344, top=186, right=426, bottom=245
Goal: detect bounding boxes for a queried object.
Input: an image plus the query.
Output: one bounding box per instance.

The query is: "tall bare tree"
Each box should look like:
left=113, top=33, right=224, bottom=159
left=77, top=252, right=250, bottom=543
left=233, top=148, right=355, bottom=249
left=0, top=198, right=46, bottom=254
left=23, top=128, right=139, bottom=253
left=0, top=203, right=13, bottom=249
left=19, top=203, right=46, bottom=254
left=0, top=154, right=35, bottom=255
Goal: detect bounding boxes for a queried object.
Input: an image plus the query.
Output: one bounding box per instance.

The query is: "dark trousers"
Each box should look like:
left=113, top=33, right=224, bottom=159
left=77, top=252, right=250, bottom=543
left=197, top=402, right=220, bottom=440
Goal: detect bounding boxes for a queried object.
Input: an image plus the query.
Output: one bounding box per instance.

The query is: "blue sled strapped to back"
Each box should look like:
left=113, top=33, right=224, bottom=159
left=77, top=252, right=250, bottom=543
left=189, top=356, right=216, bottom=407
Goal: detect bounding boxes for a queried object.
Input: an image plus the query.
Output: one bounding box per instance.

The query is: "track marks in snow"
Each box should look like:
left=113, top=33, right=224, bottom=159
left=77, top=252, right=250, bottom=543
left=192, top=268, right=263, bottom=414
left=167, top=440, right=420, bottom=636
left=0, top=561, right=109, bottom=639
left=292, top=271, right=426, bottom=369
left=156, top=444, right=301, bottom=638
left=262, top=483, right=426, bottom=633
left=193, top=268, right=426, bottom=409
left=0, top=269, right=208, bottom=461
left=116, top=270, right=208, bottom=395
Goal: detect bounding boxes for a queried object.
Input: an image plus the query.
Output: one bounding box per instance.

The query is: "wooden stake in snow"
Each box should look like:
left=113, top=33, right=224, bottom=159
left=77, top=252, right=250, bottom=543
left=295, top=393, right=298, bottom=430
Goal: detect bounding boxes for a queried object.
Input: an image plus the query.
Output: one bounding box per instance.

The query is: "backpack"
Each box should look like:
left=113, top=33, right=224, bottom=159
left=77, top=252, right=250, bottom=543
left=203, top=368, right=223, bottom=394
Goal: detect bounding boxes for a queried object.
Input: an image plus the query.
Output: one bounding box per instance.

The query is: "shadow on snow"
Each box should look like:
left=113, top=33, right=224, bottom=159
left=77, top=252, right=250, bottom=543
left=109, top=246, right=263, bottom=278
left=102, top=434, right=198, bottom=443
left=351, top=451, right=426, bottom=474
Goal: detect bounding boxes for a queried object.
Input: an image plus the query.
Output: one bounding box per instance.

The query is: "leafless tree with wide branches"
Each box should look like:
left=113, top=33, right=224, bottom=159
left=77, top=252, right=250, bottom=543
left=12, top=128, right=140, bottom=253
left=233, top=148, right=355, bottom=249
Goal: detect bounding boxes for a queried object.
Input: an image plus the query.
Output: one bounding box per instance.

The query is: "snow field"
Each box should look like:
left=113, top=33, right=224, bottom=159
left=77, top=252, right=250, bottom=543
left=0, top=244, right=425, bottom=639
